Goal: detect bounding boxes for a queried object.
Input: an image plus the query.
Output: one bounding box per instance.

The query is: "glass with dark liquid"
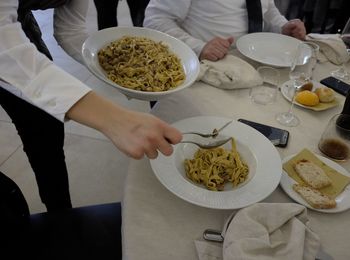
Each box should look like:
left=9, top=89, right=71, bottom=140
left=318, top=114, right=350, bottom=161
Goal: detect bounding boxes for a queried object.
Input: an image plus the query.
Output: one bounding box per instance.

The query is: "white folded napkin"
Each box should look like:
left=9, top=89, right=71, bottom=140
left=195, top=203, right=320, bottom=260
left=306, top=33, right=349, bottom=65
left=197, top=55, right=262, bottom=89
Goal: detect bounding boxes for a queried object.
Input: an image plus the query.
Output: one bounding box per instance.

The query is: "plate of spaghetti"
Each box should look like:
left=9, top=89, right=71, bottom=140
left=82, top=27, right=200, bottom=101
left=150, top=116, right=282, bottom=210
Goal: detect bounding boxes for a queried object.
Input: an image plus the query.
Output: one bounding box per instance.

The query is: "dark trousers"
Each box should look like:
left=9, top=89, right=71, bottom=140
left=1, top=0, right=73, bottom=212
left=127, top=0, right=150, bottom=27
left=93, top=0, right=150, bottom=29
left=0, top=88, right=72, bottom=211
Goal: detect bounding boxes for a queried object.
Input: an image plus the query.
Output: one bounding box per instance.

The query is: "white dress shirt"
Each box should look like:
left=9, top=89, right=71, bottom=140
left=0, top=0, right=91, bottom=122
left=144, top=0, right=288, bottom=56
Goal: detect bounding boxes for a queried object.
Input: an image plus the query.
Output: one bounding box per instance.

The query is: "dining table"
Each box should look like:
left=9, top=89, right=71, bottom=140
left=121, top=48, right=350, bottom=260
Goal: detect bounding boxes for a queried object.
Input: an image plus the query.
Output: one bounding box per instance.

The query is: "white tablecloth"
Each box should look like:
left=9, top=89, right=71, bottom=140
left=122, top=53, right=350, bottom=260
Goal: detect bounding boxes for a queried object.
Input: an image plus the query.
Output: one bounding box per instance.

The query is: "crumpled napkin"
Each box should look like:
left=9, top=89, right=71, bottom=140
left=195, top=203, right=320, bottom=260
left=197, top=55, right=262, bottom=89
left=306, top=33, right=349, bottom=65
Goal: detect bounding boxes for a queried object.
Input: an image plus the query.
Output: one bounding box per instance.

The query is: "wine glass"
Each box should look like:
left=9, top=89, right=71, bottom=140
left=330, top=18, right=350, bottom=80
left=275, top=42, right=318, bottom=127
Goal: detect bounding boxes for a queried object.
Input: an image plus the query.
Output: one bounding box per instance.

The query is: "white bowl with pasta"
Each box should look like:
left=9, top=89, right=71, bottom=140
left=150, top=116, right=282, bottom=210
left=82, top=27, right=200, bottom=101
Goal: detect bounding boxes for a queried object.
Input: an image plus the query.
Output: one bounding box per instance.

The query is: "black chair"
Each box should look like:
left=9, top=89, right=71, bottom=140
left=302, top=0, right=348, bottom=34
left=276, top=0, right=349, bottom=34
left=0, top=171, right=122, bottom=260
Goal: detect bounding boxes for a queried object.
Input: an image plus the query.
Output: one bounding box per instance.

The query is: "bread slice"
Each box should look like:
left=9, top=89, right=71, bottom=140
left=294, top=159, right=332, bottom=189
left=293, top=184, right=336, bottom=209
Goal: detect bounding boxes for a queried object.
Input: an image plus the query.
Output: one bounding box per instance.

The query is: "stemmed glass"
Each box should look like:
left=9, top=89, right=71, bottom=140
left=275, top=42, right=318, bottom=127
left=330, top=18, right=350, bottom=80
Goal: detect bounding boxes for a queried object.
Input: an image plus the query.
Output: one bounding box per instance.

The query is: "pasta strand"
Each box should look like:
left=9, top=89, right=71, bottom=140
left=184, top=138, right=249, bottom=191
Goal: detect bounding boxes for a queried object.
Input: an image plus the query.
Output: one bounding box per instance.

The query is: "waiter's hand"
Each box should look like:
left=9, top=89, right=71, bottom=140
left=107, top=110, right=182, bottom=159
left=67, top=92, right=182, bottom=159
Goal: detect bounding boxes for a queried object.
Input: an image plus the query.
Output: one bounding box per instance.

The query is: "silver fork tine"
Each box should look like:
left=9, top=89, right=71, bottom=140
left=215, top=120, right=233, bottom=133
left=180, top=137, right=232, bottom=149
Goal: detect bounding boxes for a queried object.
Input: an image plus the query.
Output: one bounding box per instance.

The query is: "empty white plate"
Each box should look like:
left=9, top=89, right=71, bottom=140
left=236, top=32, right=303, bottom=67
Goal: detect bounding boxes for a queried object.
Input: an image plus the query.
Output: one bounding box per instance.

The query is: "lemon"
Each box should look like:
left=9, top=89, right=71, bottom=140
left=295, top=90, right=319, bottom=106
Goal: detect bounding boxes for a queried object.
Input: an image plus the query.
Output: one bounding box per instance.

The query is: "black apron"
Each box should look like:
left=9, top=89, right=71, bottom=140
left=17, top=0, right=70, bottom=60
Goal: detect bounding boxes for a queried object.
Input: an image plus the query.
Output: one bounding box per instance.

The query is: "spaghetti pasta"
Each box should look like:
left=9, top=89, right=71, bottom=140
left=97, top=36, right=185, bottom=92
left=184, top=138, right=249, bottom=191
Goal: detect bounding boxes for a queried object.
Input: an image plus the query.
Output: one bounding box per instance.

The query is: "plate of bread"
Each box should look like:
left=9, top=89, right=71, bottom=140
left=280, top=149, right=350, bottom=213
left=280, top=80, right=339, bottom=111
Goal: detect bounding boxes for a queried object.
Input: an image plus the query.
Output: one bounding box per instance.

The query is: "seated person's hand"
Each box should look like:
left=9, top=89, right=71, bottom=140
left=282, top=19, right=306, bottom=40
left=199, top=37, right=234, bottom=61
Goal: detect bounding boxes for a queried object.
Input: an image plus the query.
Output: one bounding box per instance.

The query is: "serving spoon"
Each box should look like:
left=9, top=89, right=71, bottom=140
left=180, top=137, right=232, bottom=149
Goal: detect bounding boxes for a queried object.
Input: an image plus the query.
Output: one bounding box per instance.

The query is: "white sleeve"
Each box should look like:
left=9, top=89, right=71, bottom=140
left=144, top=0, right=205, bottom=56
left=0, top=0, right=91, bottom=122
left=263, top=0, right=288, bottom=33
left=53, top=0, right=89, bottom=65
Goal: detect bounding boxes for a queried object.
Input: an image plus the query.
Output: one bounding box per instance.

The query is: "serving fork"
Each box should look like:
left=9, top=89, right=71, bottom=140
left=182, top=120, right=233, bottom=138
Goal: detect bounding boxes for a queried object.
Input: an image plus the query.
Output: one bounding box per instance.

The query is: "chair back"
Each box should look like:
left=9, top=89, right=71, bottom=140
left=0, top=172, right=30, bottom=238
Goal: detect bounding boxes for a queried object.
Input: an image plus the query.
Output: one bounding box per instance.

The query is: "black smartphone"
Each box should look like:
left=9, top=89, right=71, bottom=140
left=238, top=119, right=289, bottom=147
left=320, top=76, right=350, bottom=96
